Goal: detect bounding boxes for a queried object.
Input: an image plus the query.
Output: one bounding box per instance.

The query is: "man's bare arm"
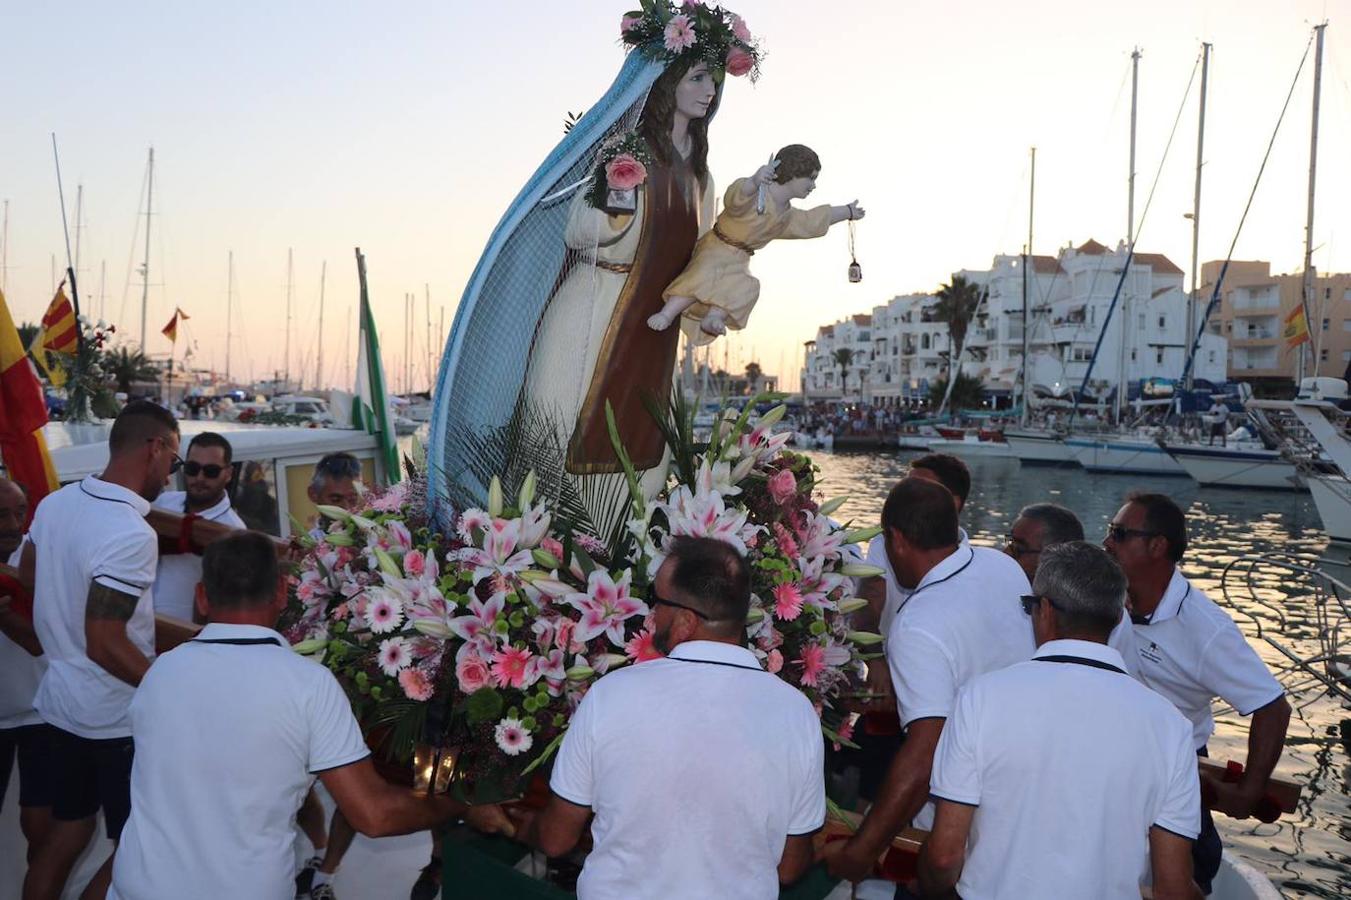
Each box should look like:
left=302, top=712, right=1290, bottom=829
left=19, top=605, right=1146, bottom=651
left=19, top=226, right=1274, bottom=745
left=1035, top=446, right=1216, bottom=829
left=1148, top=826, right=1203, bottom=900
left=916, top=799, right=975, bottom=898
left=321, top=757, right=512, bottom=839
left=85, top=582, right=151, bottom=686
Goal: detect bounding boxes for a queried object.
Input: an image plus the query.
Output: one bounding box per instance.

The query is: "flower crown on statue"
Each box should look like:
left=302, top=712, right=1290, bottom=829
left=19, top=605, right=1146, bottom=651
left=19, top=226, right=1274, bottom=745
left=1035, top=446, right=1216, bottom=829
left=620, top=1, right=762, bottom=82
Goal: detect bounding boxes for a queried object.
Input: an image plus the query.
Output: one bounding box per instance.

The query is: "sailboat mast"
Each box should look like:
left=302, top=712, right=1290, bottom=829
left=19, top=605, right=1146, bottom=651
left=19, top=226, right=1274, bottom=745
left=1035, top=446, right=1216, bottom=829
left=284, top=247, right=293, bottom=391
left=1020, top=147, right=1035, bottom=427
left=424, top=284, right=432, bottom=392
left=98, top=259, right=106, bottom=321
left=226, top=251, right=234, bottom=381
left=1302, top=23, right=1326, bottom=380
left=317, top=260, right=327, bottom=391
left=73, top=184, right=84, bottom=278
left=1185, top=43, right=1210, bottom=392
left=139, top=147, right=154, bottom=350
left=1116, top=48, right=1141, bottom=424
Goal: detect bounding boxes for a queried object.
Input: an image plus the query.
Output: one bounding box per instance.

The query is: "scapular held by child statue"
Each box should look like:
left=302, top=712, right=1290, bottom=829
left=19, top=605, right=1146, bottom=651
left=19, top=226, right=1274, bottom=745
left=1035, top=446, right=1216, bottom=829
left=647, top=143, right=865, bottom=344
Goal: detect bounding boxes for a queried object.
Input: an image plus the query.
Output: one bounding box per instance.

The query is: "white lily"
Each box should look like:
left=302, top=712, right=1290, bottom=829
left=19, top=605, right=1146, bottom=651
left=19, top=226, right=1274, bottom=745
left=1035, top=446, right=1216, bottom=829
left=844, top=525, right=882, bottom=544
left=847, top=631, right=885, bottom=645
left=488, top=476, right=504, bottom=517
left=817, top=496, right=847, bottom=517
left=315, top=505, right=352, bottom=523
left=840, top=563, right=885, bottom=578
left=836, top=597, right=870, bottom=615
left=517, top=470, right=537, bottom=509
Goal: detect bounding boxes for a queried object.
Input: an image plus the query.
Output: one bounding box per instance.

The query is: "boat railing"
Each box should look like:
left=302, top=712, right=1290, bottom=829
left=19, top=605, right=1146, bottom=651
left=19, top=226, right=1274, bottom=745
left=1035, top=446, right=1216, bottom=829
left=1218, top=553, right=1351, bottom=709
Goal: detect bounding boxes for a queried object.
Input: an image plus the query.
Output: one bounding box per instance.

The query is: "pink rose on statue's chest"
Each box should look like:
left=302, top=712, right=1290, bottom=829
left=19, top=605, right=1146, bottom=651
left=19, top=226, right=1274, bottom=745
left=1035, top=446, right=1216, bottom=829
left=605, top=153, right=648, bottom=192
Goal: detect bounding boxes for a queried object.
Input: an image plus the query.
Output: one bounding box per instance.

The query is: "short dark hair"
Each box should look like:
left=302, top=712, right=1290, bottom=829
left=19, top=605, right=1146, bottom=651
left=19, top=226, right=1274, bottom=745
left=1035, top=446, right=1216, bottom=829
left=201, top=531, right=279, bottom=609
left=773, top=144, right=821, bottom=183
left=1125, top=491, right=1187, bottom=562
left=1017, top=503, right=1084, bottom=547
left=311, top=452, right=361, bottom=491
left=1034, top=541, right=1126, bottom=637
left=187, top=432, right=233, bottom=466
left=910, top=453, right=971, bottom=505
left=881, top=478, right=959, bottom=550
left=666, top=536, right=750, bottom=627
left=108, top=400, right=178, bottom=455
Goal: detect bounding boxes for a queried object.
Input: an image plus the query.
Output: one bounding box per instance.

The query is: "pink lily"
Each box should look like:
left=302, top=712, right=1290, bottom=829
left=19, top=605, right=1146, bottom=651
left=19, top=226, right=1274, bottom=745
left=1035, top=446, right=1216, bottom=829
left=565, top=569, right=649, bottom=647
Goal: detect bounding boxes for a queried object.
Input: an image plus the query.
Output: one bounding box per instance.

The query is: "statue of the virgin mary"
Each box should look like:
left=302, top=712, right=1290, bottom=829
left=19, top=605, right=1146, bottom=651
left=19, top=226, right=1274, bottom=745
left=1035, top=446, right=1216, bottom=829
left=428, top=3, right=761, bottom=540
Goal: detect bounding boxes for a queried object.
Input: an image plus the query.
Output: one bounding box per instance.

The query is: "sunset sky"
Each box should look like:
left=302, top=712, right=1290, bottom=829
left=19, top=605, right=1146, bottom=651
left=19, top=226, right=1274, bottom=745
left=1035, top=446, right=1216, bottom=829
left=2, top=0, right=1347, bottom=392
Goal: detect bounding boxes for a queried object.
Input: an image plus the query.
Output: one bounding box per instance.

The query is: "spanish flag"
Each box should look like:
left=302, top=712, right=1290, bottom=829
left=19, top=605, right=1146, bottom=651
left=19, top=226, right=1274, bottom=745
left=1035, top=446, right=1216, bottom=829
left=1283, top=305, right=1310, bottom=349
left=28, top=284, right=78, bottom=387
left=161, top=307, right=189, bottom=343
left=0, top=288, right=59, bottom=523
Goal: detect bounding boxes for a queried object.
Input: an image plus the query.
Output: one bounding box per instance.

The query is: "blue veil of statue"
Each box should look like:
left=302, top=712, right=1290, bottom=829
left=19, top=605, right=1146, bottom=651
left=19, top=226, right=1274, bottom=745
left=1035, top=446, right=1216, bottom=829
left=427, top=52, right=666, bottom=526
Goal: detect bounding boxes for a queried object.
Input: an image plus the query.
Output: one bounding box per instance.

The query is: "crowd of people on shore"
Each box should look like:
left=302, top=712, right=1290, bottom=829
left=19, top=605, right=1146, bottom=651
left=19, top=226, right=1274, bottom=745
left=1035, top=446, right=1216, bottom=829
left=0, top=401, right=1291, bottom=899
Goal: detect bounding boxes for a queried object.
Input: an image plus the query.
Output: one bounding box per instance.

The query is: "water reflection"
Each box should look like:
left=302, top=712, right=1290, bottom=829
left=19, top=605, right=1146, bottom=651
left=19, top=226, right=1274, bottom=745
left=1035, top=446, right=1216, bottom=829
left=808, top=449, right=1351, bottom=899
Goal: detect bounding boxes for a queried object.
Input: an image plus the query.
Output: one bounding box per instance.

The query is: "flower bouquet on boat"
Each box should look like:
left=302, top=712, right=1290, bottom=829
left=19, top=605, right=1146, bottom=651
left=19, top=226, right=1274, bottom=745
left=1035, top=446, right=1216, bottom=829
left=281, top=397, right=883, bottom=804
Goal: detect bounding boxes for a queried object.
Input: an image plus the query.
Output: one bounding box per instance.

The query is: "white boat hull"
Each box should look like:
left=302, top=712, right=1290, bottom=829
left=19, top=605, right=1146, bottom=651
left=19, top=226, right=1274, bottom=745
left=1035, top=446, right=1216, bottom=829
left=1164, top=444, right=1303, bottom=491
left=1307, top=473, right=1351, bottom=541
left=925, top=438, right=1014, bottom=458
left=1004, top=429, right=1079, bottom=467
left=1064, top=434, right=1189, bottom=477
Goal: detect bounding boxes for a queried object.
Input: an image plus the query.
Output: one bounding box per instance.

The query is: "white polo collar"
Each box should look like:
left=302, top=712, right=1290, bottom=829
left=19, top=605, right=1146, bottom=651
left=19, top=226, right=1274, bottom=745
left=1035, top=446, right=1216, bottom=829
left=1033, top=638, right=1128, bottom=673
left=186, top=492, right=235, bottom=521
left=1140, top=568, right=1191, bottom=626
left=911, top=544, right=975, bottom=595
left=958, top=526, right=970, bottom=546
left=81, top=475, right=151, bottom=516
left=191, top=623, right=287, bottom=646
left=666, top=640, right=765, bottom=672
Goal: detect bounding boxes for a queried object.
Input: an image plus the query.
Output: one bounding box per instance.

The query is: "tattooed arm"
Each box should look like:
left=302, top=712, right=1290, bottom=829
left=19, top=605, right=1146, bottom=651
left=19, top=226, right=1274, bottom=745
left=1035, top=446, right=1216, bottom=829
left=85, top=582, right=152, bottom=686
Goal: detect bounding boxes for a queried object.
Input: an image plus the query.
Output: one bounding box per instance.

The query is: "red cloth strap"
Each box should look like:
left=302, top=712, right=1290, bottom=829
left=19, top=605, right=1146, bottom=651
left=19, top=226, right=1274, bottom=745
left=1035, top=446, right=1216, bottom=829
left=179, top=512, right=201, bottom=555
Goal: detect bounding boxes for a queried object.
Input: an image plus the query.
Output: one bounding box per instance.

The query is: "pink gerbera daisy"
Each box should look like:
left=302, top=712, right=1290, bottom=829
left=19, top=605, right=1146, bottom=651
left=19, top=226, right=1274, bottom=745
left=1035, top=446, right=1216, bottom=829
left=796, top=643, right=827, bottom=687
left=772, top=582, right=805, bottom=621
left=377, top=637, right=411, bottom=677
left=365, top=593, right=403, bottom=634
left=491, top=646, right=537, bottom=689
left=494, top=717, right=534, bottom=757
left=398, top=667, right=434, bottom=701
left=624, top=628, right=663, bottom=663
left=663, top=14, right=697, bottom=52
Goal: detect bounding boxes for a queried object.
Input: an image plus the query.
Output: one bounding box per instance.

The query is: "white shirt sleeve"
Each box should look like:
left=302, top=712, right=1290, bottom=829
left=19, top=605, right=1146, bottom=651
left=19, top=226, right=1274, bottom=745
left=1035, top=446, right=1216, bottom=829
left=306, top=668, right=371, bottom=773
left=865, top=535, right=887, bottom=569
left=888, top=623, right=957, bottom=726
left=550, top=688, right=597, bottom=808
left=1107, top=611, right=1139, bottom=678
left=787, top=703, right=826, bottom=835
left=91, top=530, right=158, bottom=597
left=1153, top=716, right=1201, bottom=839
left=1199, top=619, right=1284, bottom=716
left=929, top=683, right=981, bottom=806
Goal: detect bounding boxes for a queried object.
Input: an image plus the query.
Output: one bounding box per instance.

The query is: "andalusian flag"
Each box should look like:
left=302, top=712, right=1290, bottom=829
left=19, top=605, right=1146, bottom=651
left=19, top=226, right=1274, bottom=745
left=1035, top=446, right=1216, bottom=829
left=1283, top=305, right=1310, bottom=349
left=0, top=288, right=59, bottom=522
left=352, top=250, right=400, bottom=484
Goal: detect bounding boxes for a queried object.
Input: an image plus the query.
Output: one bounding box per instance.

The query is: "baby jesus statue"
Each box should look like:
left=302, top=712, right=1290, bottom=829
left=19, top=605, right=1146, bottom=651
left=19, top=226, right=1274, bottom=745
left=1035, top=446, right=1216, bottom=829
left=647, top=143, right=865, bottom=343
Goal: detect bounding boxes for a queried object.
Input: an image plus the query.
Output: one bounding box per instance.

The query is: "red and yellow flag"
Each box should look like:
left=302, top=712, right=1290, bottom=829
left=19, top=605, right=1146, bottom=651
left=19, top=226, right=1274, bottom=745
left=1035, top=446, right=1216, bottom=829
left=161, top=307, right=190, bottom=343
left=40, top=285, right=78, bottom=355
left=0, top=288, right=58, bottom=522
left=1283, top=305, right=1310, bottom=349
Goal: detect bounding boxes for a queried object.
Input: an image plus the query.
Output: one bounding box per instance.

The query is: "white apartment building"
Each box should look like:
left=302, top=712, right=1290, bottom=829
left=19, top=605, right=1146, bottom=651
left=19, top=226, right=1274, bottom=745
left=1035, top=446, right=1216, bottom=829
left=803, top=239, right=1228, bottom=406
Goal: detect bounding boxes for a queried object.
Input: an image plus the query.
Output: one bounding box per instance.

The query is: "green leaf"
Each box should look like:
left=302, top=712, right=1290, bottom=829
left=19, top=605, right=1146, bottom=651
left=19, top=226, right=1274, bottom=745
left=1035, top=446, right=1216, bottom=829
left=521, top=729, right=568, bottom=777
left=464, top=688, right=504, bottom=725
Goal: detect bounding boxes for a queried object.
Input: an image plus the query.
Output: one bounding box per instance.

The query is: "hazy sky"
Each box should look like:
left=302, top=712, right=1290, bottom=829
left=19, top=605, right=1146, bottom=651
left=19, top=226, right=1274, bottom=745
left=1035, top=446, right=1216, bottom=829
left=2, top=1, right=1347, bottom=392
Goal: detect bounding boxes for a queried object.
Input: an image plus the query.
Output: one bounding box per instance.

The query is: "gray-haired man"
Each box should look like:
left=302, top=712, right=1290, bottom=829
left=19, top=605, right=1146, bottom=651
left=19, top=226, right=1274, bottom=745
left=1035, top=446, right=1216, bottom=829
left=919, top=542, right=1201, bottom=899
left=1003, top=503, right=1084, bottom=584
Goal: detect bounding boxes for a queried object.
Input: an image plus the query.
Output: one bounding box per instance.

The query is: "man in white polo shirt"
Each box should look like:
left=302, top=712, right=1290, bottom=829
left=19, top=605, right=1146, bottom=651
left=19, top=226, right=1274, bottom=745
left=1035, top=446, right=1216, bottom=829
left=0, top=477, right=56, bottom=862
left=1106, top=491, right=1290, bottom=894
left=19, top=400, right=179, bottom=900
left=824, top=478, right=1034, bottom=883
left=919, top=542, right=1200, bottom=899
left=151, top=431, right=245, bottom=622
left=109, top=531, right=511, bottom=900
left=514, top=535, right=825, bottom=900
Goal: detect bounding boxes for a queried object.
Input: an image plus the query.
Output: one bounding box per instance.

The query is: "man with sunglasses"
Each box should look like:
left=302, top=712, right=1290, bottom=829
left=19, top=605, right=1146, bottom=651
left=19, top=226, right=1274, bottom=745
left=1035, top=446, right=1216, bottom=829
left=1104, top=491, right=1289, bottom=895
left=17, top=400, right=179, bottom=899
left=919, top=542, right=1200, bottom=899
left=152, top=432, right=246, bottom=623
left=513, top=536, right=825, bottom=900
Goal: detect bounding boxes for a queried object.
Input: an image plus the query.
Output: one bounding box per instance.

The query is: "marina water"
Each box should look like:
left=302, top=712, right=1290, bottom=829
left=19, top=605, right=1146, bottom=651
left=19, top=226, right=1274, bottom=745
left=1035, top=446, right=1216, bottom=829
left=810, top=449, right=1350, bottom=899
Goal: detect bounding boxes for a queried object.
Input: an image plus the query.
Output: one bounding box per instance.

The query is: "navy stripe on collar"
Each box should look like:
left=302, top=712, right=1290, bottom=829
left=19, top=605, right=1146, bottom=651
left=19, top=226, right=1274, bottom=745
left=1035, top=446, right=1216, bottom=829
left=79, top=482, right=142, bottom=511
left=190, top=636, right=284, bottom=647
left=1034, top=654, right=1127, bottom=675
left=667, top=656, right=766, bottom=673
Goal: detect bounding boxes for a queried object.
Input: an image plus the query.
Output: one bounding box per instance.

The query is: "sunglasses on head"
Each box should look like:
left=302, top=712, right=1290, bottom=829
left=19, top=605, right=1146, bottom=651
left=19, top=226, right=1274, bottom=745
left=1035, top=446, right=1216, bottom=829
left=1105, top=524, right=1158, bottom=543
left=183, top=462, right=226, bottom=478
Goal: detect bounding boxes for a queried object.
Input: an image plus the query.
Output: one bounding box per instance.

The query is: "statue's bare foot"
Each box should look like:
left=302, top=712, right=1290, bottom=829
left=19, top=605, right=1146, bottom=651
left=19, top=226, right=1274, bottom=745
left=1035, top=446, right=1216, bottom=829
left=647, top=310, right=675, bottom=331
left=699, top=310, right=728, bottom=337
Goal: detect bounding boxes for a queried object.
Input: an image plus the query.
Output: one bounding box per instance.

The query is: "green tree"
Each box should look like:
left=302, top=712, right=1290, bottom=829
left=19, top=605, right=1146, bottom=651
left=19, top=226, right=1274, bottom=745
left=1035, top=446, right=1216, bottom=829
left=832, top=347, right=854, bottom=398
left=105, top=346, right=160, bottom=394
left=933, top=274, right=986, bottom=415
left=928, top=371, right=987, bottom=412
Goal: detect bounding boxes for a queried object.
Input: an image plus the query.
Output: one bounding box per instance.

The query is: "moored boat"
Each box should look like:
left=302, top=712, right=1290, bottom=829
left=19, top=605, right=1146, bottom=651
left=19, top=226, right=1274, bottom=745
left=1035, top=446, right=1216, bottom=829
left=1004, top=427, right=1079, bottom=467
left=1063, top=431, right=1189, bottom=477
left=1162, top=442, right=1303, bottom=491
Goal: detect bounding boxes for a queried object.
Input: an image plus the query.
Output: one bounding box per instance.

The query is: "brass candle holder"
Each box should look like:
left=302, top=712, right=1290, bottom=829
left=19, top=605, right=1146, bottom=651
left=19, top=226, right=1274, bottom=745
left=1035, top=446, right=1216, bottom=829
left=412, top=743, right=458, bottom=796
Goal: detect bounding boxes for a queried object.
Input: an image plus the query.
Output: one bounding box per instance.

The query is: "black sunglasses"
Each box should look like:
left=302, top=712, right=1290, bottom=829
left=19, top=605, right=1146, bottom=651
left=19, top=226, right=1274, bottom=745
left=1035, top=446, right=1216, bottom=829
left=148, top=437, right=184, bottom=474
left=1020, top=594, right=1068, bottom=615
left=183, top=462, right=226, bottom=478
left=1105, top=524, right=1158, bottom=543
left=652, top=596, right=712, bottom=621
left=1005, top=536, right=1042, bottom=558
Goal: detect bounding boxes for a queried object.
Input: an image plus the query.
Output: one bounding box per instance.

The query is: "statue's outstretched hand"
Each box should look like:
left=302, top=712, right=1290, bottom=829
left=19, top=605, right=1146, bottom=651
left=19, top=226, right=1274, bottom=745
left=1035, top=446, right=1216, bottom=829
left=846, top=200, right=866, bottom=220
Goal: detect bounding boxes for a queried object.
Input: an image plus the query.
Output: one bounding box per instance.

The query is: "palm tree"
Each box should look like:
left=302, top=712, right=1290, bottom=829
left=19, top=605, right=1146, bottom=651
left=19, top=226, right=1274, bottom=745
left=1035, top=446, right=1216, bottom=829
left=933, top=275, right=986, bottom=415
left=105, top=346, right=160, bottom=394
left=743, top=361, right=763, bottom=396
left=832, top=347, right=854, bottom=399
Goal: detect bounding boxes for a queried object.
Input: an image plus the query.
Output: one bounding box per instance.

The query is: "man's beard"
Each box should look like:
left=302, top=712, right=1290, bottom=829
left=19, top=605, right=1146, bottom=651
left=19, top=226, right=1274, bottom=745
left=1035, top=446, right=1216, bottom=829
left=186, top=485, right=224, bottom=510
left=653, top=621, right=674, bottom=655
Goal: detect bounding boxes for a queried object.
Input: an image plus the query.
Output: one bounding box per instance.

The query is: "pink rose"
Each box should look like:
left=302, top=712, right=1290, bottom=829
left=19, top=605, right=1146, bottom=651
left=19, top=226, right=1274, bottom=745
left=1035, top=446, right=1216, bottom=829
left=620, top=13, right=642, bottom=36
left=726, top=46, right=754, bottom=78
left=767, top=468, right=798, bottom=505
left=456, top=655, right=491, bottom=693
left=730, top=14, right=752, bottom=43
left=399, top=667, right=434, bottom=701
left=767, top=649, right=784, bottom=674
left=403, top=549, right=426, bottom=577
left=605, top=153, right=647, bottom=191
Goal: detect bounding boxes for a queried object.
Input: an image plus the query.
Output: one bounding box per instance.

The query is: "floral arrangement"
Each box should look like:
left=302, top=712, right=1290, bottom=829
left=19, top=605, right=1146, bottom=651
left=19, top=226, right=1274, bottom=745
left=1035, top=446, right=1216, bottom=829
left=285, top=398, right=881, bottom=801
left=621, top=1, right=762, bottom=82
left=584, top=130, right=654, bottom=211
